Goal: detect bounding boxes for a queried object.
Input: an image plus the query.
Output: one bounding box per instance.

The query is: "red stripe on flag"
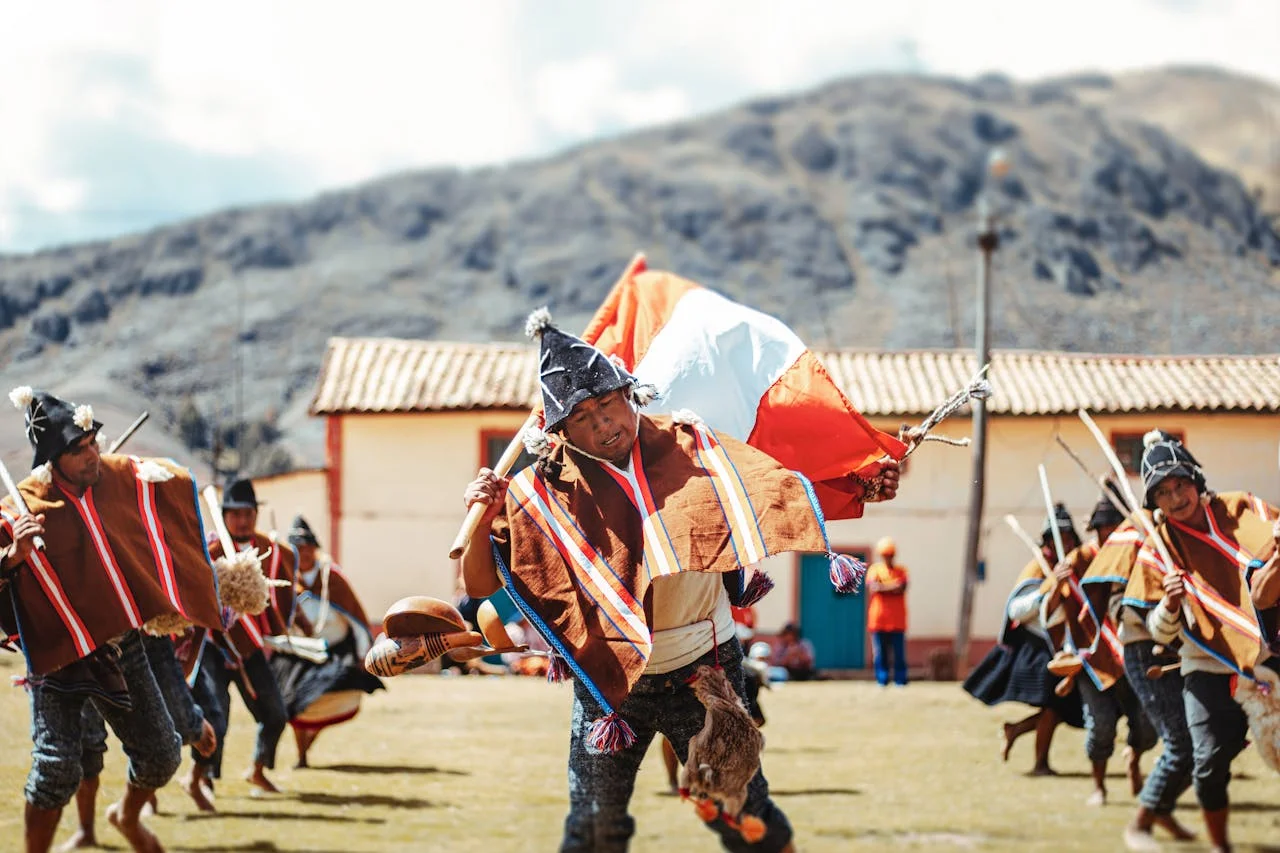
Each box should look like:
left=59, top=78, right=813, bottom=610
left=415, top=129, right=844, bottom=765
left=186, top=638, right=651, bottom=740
left=748, top=350, right=906, bottom=518
left=581, top=266, right=700, bottom=366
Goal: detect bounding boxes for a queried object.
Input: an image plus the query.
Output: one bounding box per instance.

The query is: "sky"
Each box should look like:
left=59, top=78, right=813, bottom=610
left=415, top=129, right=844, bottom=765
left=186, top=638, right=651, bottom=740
left=1, top=0, right=1277, bottom=253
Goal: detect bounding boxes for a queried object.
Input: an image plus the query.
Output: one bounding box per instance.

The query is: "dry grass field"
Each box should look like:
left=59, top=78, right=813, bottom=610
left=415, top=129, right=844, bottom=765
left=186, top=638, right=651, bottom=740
left=1, top=652, right=1277, bottom=853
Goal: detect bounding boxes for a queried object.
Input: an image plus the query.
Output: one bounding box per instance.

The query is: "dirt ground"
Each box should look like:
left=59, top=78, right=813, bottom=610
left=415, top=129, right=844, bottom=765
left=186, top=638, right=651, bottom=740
left=1, top=652, right=1277, bottom=853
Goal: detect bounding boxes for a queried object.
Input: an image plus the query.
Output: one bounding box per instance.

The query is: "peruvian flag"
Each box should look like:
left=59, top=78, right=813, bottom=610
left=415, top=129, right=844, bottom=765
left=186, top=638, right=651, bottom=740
left=581, top=258, right=906, bottom=520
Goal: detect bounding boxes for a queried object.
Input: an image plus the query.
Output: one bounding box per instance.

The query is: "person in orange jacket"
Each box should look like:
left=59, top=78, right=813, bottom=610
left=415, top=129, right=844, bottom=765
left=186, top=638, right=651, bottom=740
left=867, top=537, right=909, bottom=686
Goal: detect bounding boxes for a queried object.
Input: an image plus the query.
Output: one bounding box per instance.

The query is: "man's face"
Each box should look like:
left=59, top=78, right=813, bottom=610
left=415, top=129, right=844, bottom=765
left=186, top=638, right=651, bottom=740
left=224, top=507, right=258, bottom=541
left=1152, top=476, right=1200, bottom=525
left=296, top=542, right=317, bottom=569
left=54, top=434, right=102, bottom=489
left=1042, top=531, right=1080, bottom=559
left=560, top=388, right=638, bottom=466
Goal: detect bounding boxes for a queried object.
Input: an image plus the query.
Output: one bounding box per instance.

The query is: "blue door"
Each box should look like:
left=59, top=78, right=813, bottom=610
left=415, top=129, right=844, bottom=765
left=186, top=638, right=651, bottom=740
left=798, top=552, right=867, bottom=670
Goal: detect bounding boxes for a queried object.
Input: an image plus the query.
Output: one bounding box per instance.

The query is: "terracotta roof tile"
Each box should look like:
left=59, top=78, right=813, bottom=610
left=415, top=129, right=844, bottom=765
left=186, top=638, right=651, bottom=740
left=310, top=338, right=1280, bottom=417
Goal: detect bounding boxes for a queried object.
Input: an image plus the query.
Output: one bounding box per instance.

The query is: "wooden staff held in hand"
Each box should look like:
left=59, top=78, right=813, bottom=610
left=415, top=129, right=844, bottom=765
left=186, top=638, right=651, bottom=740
left=446, top=252, right=649, bottom=559
left=0, top=457, right=45, bottom=560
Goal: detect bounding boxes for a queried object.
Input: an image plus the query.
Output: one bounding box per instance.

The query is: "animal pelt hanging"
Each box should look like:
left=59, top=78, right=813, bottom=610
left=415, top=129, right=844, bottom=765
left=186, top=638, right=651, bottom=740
left=1234, top=667, right=1280, bottom=774
left=681, top=665, right=767, bottom=843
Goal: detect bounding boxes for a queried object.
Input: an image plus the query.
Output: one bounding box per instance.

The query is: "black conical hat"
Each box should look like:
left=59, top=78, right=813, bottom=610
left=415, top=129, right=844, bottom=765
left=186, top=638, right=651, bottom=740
left=525, top=308, right=641, bottom=431
left=1087, top=488, right=1126, bottom=531
left=221, top=478, right=259, bottom=510
left=9, top=387, right=102, bottom=468
left=1041, top=502, right=1079, bottom=545
left=1140, top=432, right=1205, bottom=509
left=288, top=514, right=320, bottom=547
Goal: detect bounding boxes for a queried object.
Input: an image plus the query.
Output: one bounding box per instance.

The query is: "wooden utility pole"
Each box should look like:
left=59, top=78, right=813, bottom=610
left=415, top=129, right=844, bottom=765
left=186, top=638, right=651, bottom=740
left=954, top=193, right=999, bottom=676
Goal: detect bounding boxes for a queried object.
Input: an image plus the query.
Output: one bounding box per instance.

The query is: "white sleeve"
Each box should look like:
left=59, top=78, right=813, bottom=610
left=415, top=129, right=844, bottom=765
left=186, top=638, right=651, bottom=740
left=1008, top=589, right=1043, bottom=624
left=1147, top=600, right=1182, bottom=645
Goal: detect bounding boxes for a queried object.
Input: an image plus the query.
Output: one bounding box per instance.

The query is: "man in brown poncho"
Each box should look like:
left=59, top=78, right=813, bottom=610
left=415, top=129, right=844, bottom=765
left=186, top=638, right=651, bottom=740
left=2, top=387, right=222, bottom=853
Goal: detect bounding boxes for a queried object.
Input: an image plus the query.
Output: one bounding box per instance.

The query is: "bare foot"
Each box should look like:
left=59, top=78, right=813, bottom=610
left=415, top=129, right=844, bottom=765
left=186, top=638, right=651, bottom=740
left=1123, top=823, right=1163, bottom=852
left=1027, top=765, right=1058, bottom=777
left=180, top=773, right=216, bottom=813
left=1001, top=723, right=1016, bottom=762
left=54, top=827, right=97, bottom=851
left=1152, top=814, right=1196, bottom=841
left=243, top=766, right=282, bottom=794
left=1124, top=746, right=1144, bottom=797
left=105, top=802, right=165, bottom=853
left=1086, top=788, right=1107, bottom=807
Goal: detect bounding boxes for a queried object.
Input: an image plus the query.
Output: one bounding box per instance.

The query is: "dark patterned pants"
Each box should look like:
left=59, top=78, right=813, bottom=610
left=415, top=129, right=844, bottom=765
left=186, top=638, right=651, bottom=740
left=25, top=631, right=181, bottom=810
left=193, top=647, right=286, bottom=777
left=1077, top=674, right=1158, bottom=762
left=1123, top=640, right=1194, bottom=815
left=561, top=640, right=790, bottom=853
left=80, top=634, right=208, bottom=777
left=1183, top=671, right=1248, bottom=812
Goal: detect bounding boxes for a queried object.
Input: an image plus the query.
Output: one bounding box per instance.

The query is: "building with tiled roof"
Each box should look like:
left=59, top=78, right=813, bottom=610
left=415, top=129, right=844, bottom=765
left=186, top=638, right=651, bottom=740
left=307, top=338, right=1280, bottom=674
left=311, top=338, right=1280, bottom=417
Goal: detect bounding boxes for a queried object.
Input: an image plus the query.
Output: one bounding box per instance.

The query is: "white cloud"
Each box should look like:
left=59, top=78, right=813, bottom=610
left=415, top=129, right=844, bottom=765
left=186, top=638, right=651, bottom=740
left=0, top=0, right=1276, bottom=251
left=532, top=54, right=691, bottom=137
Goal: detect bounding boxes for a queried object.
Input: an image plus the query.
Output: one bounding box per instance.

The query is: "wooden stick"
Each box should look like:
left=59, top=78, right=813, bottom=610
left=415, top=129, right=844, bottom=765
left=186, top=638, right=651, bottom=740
left=0, top=458, right=44, bottom=551
left=201, top=484, right=237, bottom=556
left=1036, top=465, right=1081, bottom=657
left=447, top=410, right=542, bottom=560
left=1076, top=409, right=1195, bottom=630
left=1036, top=465, right=1068, bottom=566
left=446, top=252, right=648, bottom=559
left=1145, top=662, right=1179, bottom=680
left=1053, top=434, right=1133, bottom=514
left=106, top=411, right=149, bottom=454
left=1003, top=515, right=1053, bottom=578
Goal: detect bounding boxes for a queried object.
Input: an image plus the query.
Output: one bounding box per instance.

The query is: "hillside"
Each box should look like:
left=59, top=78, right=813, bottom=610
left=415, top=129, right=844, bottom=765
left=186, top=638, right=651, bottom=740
left=1, top=66, right=1277, bottom=476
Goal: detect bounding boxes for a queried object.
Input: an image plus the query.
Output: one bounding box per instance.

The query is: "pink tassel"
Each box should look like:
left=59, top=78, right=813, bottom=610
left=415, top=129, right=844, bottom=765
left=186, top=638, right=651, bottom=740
left=547, top=654, right=572, bottom=684
left=737, top=570, right=774, bottom=608
left=829, top=553, right=867, bottom=594
left=587, top=712, right=637, bottom=753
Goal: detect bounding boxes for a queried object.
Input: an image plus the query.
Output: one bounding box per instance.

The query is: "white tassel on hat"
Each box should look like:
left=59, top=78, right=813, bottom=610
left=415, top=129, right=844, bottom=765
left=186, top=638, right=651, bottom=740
left=525, top=307, right=553, bottom=340
left=30, top=462, right=52, bottom=485
left=522, top=424, right=553, bottom=457
left=1143, top=429, right=1165, bottom=449
left=8, top=386, right=33, bottom=410
left=73, top=404, right=94, bottom=432
left=631, top=383, right=659, bottom=407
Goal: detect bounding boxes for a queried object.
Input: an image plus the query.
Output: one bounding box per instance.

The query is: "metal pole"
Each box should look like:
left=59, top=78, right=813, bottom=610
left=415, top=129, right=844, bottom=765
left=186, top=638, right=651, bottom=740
left=954, top=198, right=998, bottom=675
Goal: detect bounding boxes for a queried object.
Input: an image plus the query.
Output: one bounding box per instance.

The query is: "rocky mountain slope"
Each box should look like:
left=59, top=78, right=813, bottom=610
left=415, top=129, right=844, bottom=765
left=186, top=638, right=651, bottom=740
left=1, top=66, right=1277, bottom=475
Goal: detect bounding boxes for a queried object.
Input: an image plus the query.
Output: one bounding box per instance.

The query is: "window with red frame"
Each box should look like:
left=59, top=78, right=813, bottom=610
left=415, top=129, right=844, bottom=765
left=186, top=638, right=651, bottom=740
left=480, top=429, right=538, bottom=475
left=1112, top=429, right=1185, bottom=475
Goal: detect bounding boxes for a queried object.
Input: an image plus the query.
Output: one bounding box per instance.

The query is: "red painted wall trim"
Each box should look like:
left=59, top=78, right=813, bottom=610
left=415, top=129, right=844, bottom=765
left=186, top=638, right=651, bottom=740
left=326, top=415, right=343, bottom=563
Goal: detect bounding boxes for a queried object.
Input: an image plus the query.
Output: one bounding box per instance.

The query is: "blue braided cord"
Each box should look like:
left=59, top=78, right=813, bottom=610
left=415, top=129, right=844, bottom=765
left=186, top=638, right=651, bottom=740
left=491, top=538, right=617, bottom=715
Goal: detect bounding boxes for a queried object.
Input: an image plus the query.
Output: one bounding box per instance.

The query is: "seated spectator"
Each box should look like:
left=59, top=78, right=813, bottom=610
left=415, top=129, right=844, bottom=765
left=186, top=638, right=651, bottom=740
left=770, top=622, right=817, bottom=681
